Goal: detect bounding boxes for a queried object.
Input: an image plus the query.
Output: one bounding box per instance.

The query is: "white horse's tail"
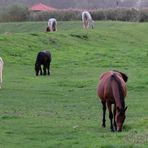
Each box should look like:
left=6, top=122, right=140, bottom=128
left=82, top=11, right=94, bottom=29
left=0, top=57, right=4, bottom=88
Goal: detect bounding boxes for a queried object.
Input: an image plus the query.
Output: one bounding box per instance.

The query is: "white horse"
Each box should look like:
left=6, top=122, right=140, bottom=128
left=47, top=18, right=57, bottom=32
left=82, top=11, right=94, bottom=29
left=0, top=57, right=4, bottom=89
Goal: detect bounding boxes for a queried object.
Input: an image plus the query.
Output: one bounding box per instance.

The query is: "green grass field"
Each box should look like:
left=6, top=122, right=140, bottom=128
left=0, top=21, right=148, bottom=148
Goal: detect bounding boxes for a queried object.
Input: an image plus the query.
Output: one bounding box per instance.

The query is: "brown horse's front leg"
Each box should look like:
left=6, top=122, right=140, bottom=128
left=102, top=101, right=106, bottom=128
left=107, top=102, right=114, bottom=132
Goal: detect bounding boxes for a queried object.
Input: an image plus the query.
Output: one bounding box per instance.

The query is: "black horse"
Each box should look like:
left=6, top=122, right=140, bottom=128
left=35, top=51, right=51, bottom=76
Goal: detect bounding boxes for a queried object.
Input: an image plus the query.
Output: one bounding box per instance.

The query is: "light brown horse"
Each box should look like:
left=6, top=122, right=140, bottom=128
left=97, top=70, right=128, bottom=132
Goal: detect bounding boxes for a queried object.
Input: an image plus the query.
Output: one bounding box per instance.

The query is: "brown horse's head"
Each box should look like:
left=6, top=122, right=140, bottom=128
left=116, top=106, right=127, bottom=132
left=46, top=27, right=50, bottom=32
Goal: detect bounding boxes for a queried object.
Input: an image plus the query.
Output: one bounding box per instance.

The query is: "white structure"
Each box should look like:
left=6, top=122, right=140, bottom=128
left=134, top=0, right=145, bottom=10
left=82, top=11, right=94, bottom=29
left=47, top=18, right=57, bottom=32
left=0, top=57, right=4, bottom=89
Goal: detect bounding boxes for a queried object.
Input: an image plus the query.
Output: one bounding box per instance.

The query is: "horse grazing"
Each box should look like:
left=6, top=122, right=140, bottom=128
left=97, top=70, right=128, bottom=132
left=46, top=26, right=50, bottom=32
left=47, top=18, right=57, bottom=32
left=82, top=11, right=94, bottom=29
left=35, top=51, right=51, bottom=76
left=0, top=57, right=4, bottom=88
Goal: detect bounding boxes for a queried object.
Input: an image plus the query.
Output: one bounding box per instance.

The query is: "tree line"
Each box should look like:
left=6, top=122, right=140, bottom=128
left=0, top=4, right=148, bottom=22
left=0, top=0, right=148, bottom=9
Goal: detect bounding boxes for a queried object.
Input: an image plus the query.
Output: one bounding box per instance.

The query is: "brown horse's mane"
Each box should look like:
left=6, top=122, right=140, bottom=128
left=113, top=70, right=128, bottom=82
left=110, top=73, right=125, bottom=110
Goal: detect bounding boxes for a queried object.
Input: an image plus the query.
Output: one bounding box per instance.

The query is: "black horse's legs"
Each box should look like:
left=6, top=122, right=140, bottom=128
left=43, top=65, right=46, bottom=75
left=47, top=64, right=50, bottom=75
left=36, top=70, right=38, bottom=76
left=107, top=102, right=114, bottom=131
left=102, top=101, right=106, bottom=128
left=113, top=105, right=117, bottom=131
left=40, top=66, right=42, bottom=75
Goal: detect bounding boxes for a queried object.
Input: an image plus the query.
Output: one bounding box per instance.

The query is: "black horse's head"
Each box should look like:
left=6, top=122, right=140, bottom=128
left=35, top=63, right=40, bottom=76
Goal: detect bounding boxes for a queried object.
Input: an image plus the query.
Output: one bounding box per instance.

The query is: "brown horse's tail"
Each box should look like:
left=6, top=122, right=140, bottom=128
left=110, top=73, right=125, bottom=108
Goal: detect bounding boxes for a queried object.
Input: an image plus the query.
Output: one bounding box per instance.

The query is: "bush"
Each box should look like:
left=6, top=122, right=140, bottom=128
left=0, top=4, right=30, bottom=22
left=91, top=8, right=148, bottom=22
left=29, top=9, right=81, bottom=21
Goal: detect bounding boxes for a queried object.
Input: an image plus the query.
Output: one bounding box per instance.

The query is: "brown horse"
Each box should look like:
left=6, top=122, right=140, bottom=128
left=97, top=70, right=128, bottom=132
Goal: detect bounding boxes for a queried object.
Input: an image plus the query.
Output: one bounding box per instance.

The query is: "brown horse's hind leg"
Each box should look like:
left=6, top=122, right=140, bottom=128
left=101, top=101, right=106, bottom=127
left=113, top=105, right=117, bottom=131
left=107, top=102, right=114, bottom=132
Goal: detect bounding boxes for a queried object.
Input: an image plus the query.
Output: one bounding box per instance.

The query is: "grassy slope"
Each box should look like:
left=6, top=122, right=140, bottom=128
left=0, top=21, right=148, bottom=148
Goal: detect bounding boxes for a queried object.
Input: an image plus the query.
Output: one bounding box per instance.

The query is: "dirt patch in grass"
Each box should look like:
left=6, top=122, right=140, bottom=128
left=124, top=131, right=148, bottom=144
